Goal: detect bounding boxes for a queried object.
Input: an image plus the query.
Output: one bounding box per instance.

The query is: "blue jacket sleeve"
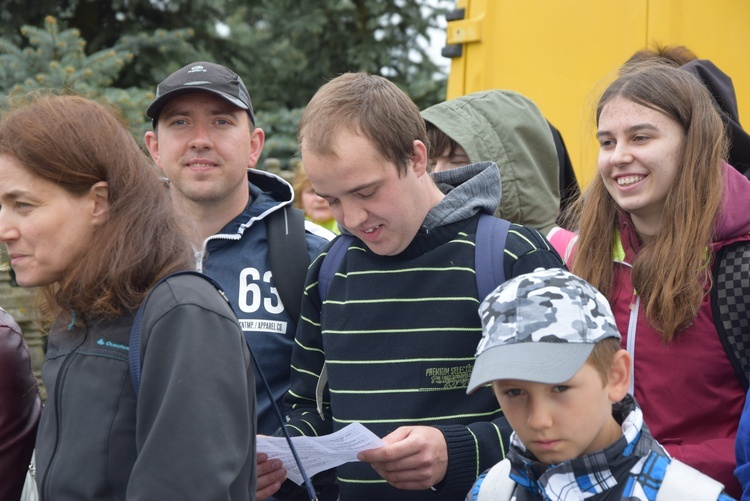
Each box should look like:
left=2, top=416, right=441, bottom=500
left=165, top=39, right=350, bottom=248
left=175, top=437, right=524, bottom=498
left=736, top=388, right=750, bottom=500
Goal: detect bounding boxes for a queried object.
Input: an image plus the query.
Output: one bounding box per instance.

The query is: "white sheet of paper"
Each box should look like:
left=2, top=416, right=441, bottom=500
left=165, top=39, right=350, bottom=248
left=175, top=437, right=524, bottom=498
left=257, top=422, right=386, bottom=485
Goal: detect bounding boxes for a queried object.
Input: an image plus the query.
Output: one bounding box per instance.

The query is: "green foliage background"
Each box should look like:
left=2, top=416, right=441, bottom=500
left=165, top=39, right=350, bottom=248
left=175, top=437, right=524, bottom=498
left=0, top=0, right=449, bottom=169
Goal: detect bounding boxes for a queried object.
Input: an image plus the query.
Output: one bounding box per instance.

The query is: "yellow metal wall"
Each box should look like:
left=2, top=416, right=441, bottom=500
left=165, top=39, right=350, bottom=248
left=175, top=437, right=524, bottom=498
left=445, top=0, right=750, bottom=187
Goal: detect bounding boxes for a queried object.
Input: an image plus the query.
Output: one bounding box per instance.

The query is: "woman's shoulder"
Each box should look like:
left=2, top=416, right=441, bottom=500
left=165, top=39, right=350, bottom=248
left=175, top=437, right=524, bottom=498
left=547, top=226, right=579, bottom=265
left=147, top=272, right=234, bottom=318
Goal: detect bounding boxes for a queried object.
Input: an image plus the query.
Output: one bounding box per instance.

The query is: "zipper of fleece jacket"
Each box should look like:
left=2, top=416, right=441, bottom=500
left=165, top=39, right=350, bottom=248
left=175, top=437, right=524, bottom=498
left=41, top=346, right=80, bottom=499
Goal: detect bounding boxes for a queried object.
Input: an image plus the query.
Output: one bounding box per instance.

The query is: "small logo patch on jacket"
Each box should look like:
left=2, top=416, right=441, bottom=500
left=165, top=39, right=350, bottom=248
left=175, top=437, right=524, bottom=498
left=96, top=338, right=129, bottom=351
left=421, top=362, right=474, bottom=390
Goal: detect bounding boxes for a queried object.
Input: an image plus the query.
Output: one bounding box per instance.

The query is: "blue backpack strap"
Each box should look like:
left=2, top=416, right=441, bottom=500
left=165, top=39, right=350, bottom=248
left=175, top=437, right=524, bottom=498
left=314, top=235, right=353, bottom=420
left=129, top=270, right=225, bottom=397
left=475, top=213, right=511, bottom=301
left=317, top=235, right=354, bottom=304
left=129, top=300, right=147, bottom=397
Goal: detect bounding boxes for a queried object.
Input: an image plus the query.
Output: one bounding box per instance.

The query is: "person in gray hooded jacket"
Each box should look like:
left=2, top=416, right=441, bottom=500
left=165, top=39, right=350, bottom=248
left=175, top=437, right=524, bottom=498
left=422, top=90, right=574, bottom=236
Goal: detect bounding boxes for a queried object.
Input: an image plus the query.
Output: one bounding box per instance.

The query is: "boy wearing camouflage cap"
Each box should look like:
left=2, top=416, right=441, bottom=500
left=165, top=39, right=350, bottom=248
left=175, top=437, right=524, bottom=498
left=465, top=268, right=734, bottom=501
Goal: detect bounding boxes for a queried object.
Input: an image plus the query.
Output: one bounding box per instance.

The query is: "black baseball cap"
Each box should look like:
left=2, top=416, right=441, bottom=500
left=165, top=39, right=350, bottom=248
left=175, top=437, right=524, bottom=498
left=146, top=61, right=255, bottom=125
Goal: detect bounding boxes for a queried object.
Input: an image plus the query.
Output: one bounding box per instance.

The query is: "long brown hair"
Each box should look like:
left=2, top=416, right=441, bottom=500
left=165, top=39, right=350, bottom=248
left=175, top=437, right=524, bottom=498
left=572, top=63, right=727, bottom=341
left=0, top=94, right=193, bottom=322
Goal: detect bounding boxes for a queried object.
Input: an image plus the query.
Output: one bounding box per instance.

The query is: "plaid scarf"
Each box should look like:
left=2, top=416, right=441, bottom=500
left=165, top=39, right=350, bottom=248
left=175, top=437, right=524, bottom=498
left=507, top=394, right=672, bottom=500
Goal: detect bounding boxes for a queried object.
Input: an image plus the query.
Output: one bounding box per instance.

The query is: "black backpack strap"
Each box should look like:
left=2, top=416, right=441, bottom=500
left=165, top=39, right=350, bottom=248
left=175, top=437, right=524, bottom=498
left=314, top=235, right=354, bottom=419
left=266, top=206, right=310, bottom=325
left=547, top=121, right=580, bottom=218
left=129, top=270, right=224, bottom=397
left=711, top=240, right=750, bottom=391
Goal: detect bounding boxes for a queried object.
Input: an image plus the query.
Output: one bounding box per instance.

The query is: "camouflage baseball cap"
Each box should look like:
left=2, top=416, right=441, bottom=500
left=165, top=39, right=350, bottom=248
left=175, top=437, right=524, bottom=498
left=466, top=268, right=621, bottom=393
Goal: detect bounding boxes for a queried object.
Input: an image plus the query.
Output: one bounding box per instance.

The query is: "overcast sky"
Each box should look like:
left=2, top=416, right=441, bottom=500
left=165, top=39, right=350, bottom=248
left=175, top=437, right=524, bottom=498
left=423, top=0, right=452, bottom=71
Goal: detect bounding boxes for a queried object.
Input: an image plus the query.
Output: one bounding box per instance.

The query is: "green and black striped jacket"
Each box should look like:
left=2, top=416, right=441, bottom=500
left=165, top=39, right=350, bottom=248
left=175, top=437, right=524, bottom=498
left=284, top=205, right=564, bottom=500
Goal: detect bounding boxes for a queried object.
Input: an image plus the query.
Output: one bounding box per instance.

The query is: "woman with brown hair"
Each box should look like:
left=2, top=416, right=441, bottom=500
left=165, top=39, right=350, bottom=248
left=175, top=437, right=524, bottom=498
left=567, top=62, right=750, bottom=497
left=0, top=95, right=256, bottom=500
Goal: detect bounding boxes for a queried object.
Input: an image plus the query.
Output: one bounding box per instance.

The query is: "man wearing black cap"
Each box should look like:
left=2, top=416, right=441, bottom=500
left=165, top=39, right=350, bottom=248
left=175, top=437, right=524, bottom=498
left=144, top=61, right=332, bottom=447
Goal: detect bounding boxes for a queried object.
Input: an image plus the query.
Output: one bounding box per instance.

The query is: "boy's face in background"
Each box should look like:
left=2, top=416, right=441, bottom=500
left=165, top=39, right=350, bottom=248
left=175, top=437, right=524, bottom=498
left=492, top=361, right=625, bottom=466
left=428, top=144, right=470, bottom=173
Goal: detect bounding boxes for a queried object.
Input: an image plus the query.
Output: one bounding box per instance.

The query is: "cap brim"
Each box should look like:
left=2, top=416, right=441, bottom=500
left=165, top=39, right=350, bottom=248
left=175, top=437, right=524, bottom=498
left=466, top=342, right=595, bottom=394
left=146, top=87, right=249, bottom=120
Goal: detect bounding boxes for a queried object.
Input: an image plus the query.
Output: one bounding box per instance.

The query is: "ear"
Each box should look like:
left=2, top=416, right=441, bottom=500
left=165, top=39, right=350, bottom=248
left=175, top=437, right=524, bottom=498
left=247, top=127, right=266, bottom=169
left=88, top=181, right=110, bottom=225
left=144, top=130, right=160, bottom=166
left=607, top=349, right=631, bottom=403
left=411, top=140, right=429, bottom=177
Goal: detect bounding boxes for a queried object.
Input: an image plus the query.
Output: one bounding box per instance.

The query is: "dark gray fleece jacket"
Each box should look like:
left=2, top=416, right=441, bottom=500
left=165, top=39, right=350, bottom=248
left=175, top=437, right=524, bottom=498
left=36, top=273, right=257, bottom=500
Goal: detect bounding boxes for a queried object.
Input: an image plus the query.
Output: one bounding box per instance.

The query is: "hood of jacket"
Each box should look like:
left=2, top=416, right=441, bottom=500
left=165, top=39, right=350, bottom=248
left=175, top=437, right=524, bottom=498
left=208, top=168, right=295, bottom=241
left=421, top=90, right=560, bottom=234
left=714, top=160, right=750, bottom=243
left=425, top=161, right=502, bottom=231
left=681, top=59, right=750, bottom=179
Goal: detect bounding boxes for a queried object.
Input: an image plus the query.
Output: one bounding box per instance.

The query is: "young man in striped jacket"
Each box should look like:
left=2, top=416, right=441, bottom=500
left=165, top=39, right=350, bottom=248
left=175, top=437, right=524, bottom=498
left=259, top=72, right=564, bottom=501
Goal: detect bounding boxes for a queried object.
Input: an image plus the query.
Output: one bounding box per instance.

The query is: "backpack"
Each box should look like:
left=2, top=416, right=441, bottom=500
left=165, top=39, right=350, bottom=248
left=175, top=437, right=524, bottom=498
left=313, top=213, right=511, bottom=418
left=711, top=240, right=750, bottom=390
left=265, top=206, right=310, bottom=326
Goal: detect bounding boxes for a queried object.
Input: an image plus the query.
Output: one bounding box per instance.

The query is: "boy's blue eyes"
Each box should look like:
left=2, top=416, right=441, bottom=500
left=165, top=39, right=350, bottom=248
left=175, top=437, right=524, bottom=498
left=503, top=385, right=570, bottom=396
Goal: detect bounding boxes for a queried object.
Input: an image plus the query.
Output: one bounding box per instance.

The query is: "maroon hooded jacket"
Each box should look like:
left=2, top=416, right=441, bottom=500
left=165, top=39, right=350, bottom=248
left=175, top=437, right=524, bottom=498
left=610, top=163, right=750, bottom=498
left=0, top=307, right=41, bottom=500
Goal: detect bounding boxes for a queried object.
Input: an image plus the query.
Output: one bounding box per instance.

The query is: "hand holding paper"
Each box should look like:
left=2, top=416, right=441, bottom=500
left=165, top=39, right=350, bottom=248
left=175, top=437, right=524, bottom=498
left=257, top=422, right=385, bottom=485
